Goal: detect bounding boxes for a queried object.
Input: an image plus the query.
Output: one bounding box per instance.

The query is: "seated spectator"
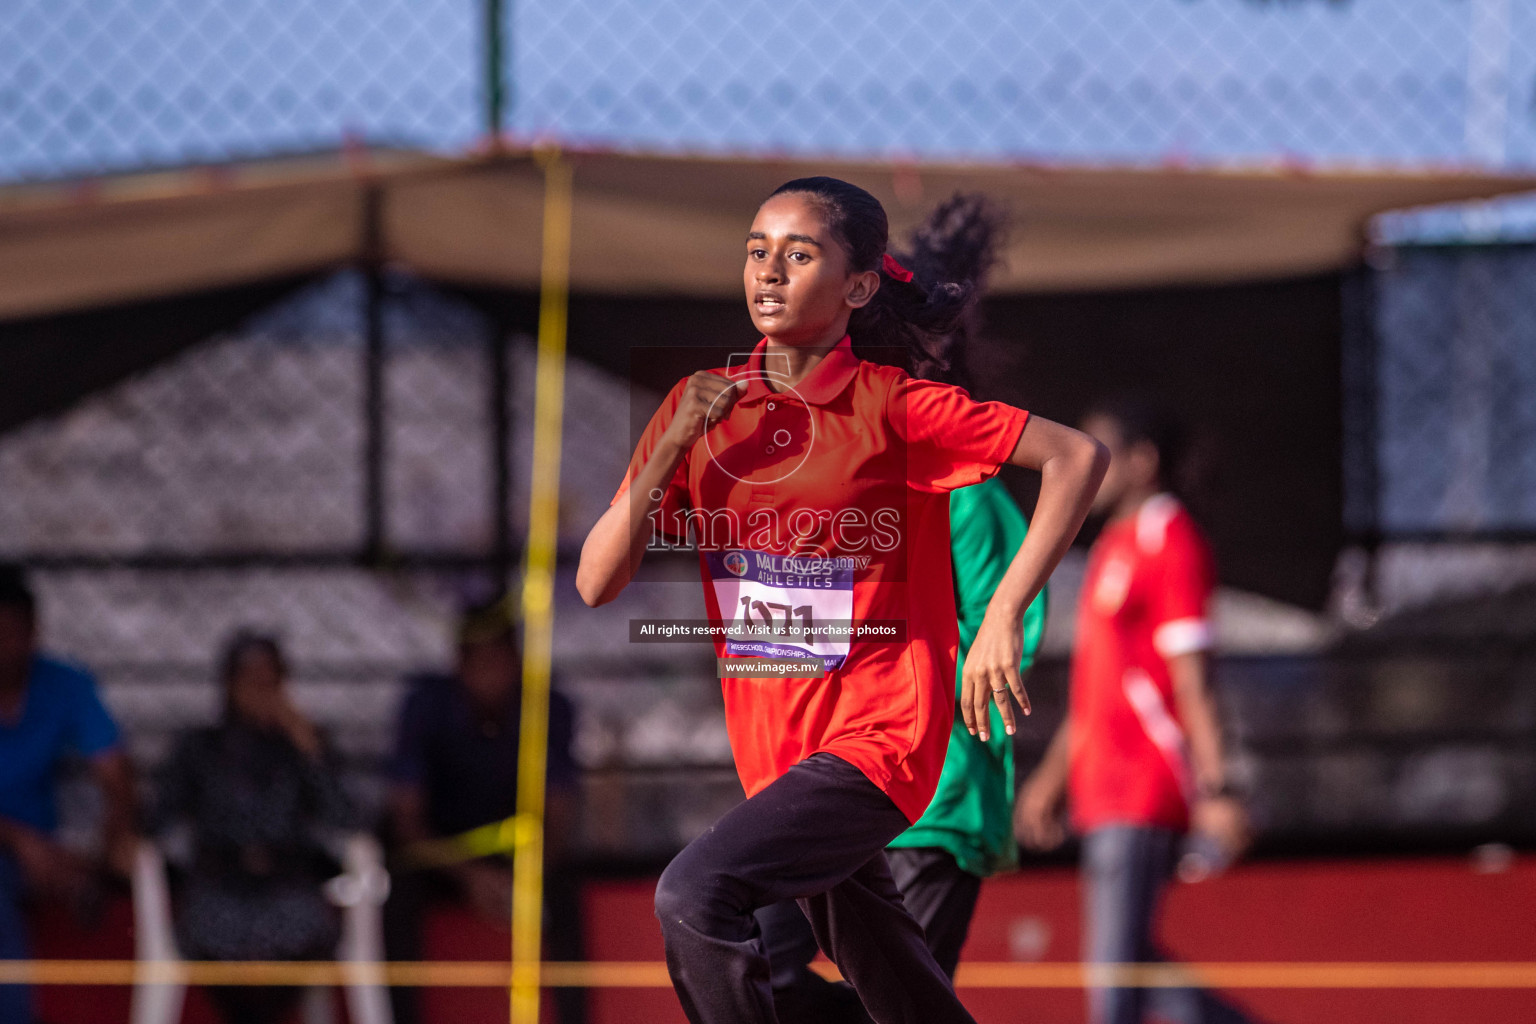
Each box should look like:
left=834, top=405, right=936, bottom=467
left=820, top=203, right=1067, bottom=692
left=384, top=596, right=583, bottom=1024
left=151, top=631, right=356, bottom=1024
left=0, top=563, right=136, bottom=1024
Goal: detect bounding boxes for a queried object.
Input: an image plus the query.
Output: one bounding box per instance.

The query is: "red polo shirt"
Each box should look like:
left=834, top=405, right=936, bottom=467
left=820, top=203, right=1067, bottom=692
left=1068, top=495, right=1216, bottom=833
left=613, top=336, right=1029, bottom=822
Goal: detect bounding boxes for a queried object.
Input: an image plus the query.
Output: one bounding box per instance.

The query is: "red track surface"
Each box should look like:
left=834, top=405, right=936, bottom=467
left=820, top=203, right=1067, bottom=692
left=31, top=854, right=1536, bottom=1023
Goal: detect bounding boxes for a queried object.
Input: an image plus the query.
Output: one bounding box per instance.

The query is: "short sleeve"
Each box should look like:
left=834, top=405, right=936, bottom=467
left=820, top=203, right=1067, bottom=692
left=887, top=377, right=1029, bottom=493
left=1149, top=520, right=1216, bottom=658
left=65, top=668, right=120, bottom=759
left=611, top=378, right=693, bottom=544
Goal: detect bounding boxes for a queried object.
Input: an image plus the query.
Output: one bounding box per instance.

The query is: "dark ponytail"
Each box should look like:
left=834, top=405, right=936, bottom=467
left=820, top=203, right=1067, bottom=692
left=766, top=178, right=1005, bottom=388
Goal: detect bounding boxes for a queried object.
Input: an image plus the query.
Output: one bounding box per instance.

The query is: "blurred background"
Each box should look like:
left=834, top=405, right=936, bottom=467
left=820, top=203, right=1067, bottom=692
left=3, top=1, right=1536, bottom=1022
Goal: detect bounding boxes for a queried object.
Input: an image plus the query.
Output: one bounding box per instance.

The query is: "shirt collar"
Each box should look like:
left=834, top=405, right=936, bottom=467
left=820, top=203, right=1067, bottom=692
left=1133, top=493, right=1182, bottom=554
left=732, top=336, right=859, bottom=406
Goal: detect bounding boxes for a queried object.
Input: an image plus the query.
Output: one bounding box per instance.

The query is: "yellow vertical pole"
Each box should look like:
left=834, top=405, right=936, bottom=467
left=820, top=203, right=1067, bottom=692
left=511, top=147, right=573, bottom=1024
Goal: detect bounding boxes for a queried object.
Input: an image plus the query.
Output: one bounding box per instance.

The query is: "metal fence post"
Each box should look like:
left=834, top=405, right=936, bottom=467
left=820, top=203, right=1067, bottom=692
left=361, top=185, right=387, bottom=564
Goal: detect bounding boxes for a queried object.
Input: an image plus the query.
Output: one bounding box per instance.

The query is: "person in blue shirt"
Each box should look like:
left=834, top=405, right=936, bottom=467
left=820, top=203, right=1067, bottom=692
left=0, top=563, right=137, bottom=1024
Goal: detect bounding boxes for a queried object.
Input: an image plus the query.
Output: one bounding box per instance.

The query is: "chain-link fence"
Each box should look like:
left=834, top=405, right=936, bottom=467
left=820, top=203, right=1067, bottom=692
left=5, top=0, right=1536, bottom=183
left=1345, top=243, right=1536, bottom=542
left=0, top=265, right=738, bottom=859
left=7, top=0, right=1536, bottom=862
left=2, top=0, right=482, bottom=182
left=2, top=271, right=488, bottom=833
left=14, top=259, right=1536, bottom=862
left=516, top=0, right=1536, bottom=168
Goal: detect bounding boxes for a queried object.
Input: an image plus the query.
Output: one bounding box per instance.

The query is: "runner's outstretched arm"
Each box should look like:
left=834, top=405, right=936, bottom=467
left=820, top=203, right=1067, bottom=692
left=961, top=416, right=1108, bottom=741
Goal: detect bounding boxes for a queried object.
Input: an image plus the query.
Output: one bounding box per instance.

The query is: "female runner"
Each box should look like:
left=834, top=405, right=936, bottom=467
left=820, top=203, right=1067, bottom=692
left=755, top=195, right=1050, bottom=1024
left=577, top=176, right=1108, bottom=1024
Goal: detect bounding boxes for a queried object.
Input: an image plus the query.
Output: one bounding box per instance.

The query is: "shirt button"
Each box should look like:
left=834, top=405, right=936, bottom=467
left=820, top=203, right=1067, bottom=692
left=773, top=429, right=792, bottom=446
left=767, top=402, right=777, bottom=411
left=765, top=445, right=776, bottom=454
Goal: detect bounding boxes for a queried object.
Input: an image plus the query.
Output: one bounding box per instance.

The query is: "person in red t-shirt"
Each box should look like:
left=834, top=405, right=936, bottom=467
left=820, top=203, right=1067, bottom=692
left=1016, top=398, right=1255, bottom=1024
left=578, top=177, right=1108, bottom=1024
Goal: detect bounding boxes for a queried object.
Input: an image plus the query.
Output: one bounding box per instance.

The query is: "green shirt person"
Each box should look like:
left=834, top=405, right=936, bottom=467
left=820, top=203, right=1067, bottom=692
left=890, top=475, right=1047, bottom=881
left=757, top=476, right=1048, bottom=1021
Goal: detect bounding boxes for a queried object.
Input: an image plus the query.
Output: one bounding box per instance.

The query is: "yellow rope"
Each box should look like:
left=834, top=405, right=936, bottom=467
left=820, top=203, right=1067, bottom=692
left=9, top=959, right=1536, bottom=989
left=398, top=819, right=517, bottom=869
left=510, top=145, right=573, bottom=1024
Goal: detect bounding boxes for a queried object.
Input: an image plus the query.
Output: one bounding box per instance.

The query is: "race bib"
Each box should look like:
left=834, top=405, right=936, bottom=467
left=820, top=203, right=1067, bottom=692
left=706, top=550, right=854, bottom=672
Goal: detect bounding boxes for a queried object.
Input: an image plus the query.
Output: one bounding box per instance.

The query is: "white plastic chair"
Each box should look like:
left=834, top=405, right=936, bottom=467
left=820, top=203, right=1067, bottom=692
left=130, top=835, right=394, bottom=1024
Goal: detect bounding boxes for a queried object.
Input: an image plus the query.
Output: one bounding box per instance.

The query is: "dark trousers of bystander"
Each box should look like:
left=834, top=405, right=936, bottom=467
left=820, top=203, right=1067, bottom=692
left=654, top=752, right=976, bottom=1024
left=0, top=855, right=32, bottom=1024
left=1084, top=825, right=1256, bottom=1024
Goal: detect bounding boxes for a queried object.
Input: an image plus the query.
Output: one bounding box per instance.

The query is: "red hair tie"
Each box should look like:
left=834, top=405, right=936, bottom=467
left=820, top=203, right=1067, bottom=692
left=881, top=253, right=914, bottom=283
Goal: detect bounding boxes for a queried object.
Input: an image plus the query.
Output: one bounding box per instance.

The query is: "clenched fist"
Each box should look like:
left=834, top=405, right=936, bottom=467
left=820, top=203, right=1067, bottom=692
left=661, top=372, right=743, bottom=451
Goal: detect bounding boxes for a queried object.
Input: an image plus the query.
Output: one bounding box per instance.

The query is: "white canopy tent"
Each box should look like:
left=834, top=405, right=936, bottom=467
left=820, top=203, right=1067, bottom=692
left=4, top=146, right=1534, bottom=322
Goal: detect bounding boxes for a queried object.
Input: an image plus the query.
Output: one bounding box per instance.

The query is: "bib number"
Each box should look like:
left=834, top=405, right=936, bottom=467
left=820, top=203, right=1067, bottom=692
left=706, top=550, right=854, bottom=672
